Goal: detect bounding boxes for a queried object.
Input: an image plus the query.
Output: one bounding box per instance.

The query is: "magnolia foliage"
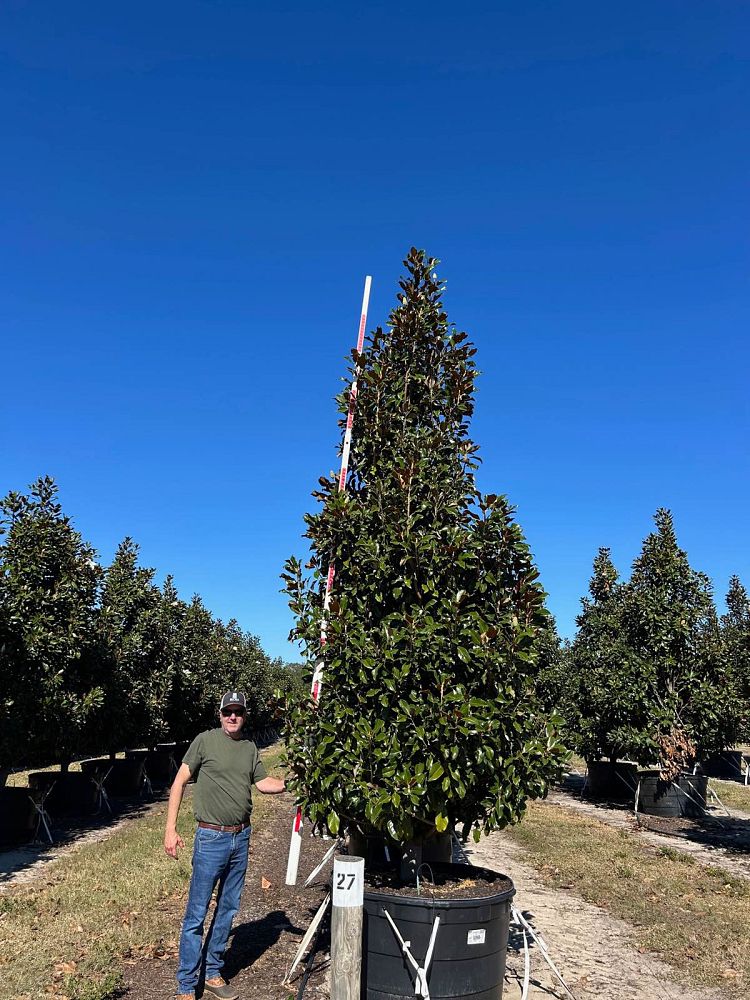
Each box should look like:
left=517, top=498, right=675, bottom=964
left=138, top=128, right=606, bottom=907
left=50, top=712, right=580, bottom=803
left=283, top=249, right=565, bottom=845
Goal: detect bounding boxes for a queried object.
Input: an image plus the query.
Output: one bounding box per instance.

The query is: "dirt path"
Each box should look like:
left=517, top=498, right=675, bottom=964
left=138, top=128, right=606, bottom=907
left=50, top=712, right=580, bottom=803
left=467, top=833, right=721, bottom=1000
left=123, top=798, right=332, bottom=1000
left=549, top=782, right=750, bottom=882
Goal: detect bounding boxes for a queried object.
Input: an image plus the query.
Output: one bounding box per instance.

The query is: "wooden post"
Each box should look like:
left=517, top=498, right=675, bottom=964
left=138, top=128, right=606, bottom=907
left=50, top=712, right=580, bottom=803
left=330, top=855, right=364, bottom=1000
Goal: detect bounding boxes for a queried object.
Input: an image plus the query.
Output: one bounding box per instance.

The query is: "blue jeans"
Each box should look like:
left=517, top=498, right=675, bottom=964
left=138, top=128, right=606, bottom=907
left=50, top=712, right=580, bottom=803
left=176, top=825, right=250, bottom=993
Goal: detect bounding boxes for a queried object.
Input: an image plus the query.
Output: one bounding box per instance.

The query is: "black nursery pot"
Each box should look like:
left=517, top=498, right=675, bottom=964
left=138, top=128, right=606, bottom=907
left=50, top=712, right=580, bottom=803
left=125, top=748, right=174, bottom=789
left=104, top=758, right=147, bottom=797
left=362, top=863, right=514, bottom=1000
left=700, top=751, right=743, bottom=782
left=28, top=771, right=98, bottom=816
left=145, top=747, right=176, bottom=788
left=80, top=758, right=113, bottom=781
left=0, top=787, right=34, bottom=846
left=585, top=760, right=638, bottom=801
left=637, top=771, right=708, bottom=818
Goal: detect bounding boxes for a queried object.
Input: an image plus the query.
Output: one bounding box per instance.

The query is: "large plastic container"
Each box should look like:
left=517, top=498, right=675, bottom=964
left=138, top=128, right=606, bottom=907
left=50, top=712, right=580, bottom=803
left=586, top=760, right=638, bottom=800
left=28, top=771, right=98, bottom=816
left=637, top=771, right=708, bottom=818
left=363, top=863, right=514, bottom=1000
left=96, top=757, right=146, bottom=797
left=125, top=747, right=174, bottom=789
left=0, top=787, right=34, bottom=846
left=700, top=751, right=743, bottom=782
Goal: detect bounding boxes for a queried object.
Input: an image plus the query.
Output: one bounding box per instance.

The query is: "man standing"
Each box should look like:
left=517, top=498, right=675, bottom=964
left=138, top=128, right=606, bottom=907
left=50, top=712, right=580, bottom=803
left=164, top=691, right=286, bottom=1000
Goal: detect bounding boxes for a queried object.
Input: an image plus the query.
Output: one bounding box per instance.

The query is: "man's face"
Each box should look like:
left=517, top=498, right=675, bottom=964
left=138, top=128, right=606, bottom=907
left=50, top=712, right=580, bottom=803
left=219, top=704, right=246, bottom=739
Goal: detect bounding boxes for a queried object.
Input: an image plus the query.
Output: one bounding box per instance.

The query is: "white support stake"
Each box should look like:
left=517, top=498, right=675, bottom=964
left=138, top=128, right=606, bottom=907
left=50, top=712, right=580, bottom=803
left=304, top=837, right=342, bottom=888
left=312, top=274, right=372, bottom=705
left=383, top=908, right=440, bottom=1000
left=520, top=925, right=530, bottom=1000
left=286, top=275, right=372, bottom=886
left=285, top=805, right=304, bottom=886
left=285, top=891, right=331, bottom=983
left=512, top=906, right=577, bottom=1000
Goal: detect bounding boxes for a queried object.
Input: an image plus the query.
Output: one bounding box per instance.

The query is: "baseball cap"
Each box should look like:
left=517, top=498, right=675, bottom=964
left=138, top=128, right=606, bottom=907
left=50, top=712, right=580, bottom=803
left=220, top=691, right=247, bottom=711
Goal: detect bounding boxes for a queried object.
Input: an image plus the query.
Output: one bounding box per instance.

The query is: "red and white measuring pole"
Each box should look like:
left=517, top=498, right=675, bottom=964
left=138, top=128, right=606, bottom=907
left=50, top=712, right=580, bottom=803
left=285, top=275, right=372, bottom=886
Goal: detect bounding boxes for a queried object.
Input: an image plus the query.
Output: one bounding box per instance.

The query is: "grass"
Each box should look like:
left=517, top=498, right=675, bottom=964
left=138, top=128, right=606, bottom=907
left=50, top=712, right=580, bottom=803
left=506, top=798, right=750, bottom=996
left=0, top=744, right=285, bottom=1000
left=709, top=777, right=750, bottom=813
left=6, top=760, right=93, bottom=786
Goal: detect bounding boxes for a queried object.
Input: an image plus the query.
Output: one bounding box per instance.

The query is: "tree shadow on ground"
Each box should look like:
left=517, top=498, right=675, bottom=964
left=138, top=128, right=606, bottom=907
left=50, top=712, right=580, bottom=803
left=637, top=813, right=750, bottom=855
left=560, top=770, right=750, bottom=857
left=506, top=908, right=567, bottom=998
left=0, top=793, right=166, bottom=885
left=560, top=771, right=638, bottom=813
left=222, top=908, right=305, bottom=979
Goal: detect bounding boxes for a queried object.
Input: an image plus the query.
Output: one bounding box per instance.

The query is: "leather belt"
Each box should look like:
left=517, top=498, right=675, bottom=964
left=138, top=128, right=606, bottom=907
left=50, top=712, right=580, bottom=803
left=197, top=820, right=250, bottom=833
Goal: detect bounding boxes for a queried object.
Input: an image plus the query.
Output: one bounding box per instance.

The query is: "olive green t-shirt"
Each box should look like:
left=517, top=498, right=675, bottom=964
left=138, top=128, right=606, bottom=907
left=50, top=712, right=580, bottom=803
left=183, top=729, right=267, bottom=826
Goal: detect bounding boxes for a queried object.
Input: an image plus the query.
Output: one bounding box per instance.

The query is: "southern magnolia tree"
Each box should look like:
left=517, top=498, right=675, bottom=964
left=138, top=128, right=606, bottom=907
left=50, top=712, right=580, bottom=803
left=622, top=509, right=738, bottom=773
left=721, top=576, right=750, bottom=741
left=283, top=249, right=565, bottom=849
left=563, top=515, right=739, bottom=774
left=561, top=549, right=653, bottom=764
left=165, top=595, right=290, bottom=743
left=0, top=477, right=103, bottom=772
left=0, top=479, right=293, bottom=773
left=95, top=538, right=174, bottom=753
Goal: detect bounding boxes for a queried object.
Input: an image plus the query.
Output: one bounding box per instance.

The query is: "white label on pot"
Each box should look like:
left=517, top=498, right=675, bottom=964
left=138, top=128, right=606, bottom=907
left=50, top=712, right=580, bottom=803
left=467, top=929, right=486, bottom=945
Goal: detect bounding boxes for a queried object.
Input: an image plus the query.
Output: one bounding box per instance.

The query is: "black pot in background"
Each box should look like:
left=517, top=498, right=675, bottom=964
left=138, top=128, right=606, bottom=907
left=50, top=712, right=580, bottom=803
left=80, top=758, right=112, bottom=780
left=585, top=760, right=638, bottom=801
left=700, top=751, right=743, bottom=782
left=125, top=748, right=174, bottom=789
left=0, top=787, right=34, bottom=846
left=101, top=758, right=146, bottom=798
left=28, top=771, right=98, bottom=816
left=637, top=771, right=708, bottom=818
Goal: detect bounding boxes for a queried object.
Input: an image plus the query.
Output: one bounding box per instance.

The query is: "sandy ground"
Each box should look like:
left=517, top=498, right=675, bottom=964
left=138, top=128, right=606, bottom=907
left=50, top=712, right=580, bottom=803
left=547, top=785, right=750, bottom=882
left=467, top=832, right=722, bottom=1000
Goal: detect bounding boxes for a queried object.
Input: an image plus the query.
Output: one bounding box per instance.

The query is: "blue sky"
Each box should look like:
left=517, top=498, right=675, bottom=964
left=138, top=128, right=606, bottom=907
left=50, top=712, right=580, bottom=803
left=2, top=1, right=748, bottom=660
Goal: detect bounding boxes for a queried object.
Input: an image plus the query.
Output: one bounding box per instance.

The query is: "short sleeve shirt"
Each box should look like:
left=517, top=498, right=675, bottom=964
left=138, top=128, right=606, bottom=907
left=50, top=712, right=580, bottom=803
left=183, top=729, right=268, bottom=826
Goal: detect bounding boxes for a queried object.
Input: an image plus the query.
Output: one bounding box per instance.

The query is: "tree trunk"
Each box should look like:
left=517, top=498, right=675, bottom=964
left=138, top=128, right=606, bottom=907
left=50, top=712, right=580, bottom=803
left=399, top=841, right=422, bottom=882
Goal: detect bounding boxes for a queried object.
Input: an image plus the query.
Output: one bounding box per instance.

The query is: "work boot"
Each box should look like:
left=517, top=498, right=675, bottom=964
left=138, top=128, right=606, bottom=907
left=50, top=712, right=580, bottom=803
left=175, top=994, right=195, bottom=1000
left=203, top=977, right=239, bottom=1000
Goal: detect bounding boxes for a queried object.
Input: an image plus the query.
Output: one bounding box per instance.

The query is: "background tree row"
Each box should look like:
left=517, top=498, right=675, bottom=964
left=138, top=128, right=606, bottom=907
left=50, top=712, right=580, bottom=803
left=540, top=509, right=749, bottom=775
left=0, top=477, right=301, bottom=779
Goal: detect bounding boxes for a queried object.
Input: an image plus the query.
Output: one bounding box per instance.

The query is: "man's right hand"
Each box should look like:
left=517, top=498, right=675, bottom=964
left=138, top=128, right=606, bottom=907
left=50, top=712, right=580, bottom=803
left=164, top=828, right=185, bottom=859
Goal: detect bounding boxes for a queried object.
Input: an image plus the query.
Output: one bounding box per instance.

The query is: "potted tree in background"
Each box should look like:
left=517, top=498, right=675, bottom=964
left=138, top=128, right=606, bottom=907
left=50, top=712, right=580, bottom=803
left=623, top=509, right=741, bottom=815
left=560, top=549, right=645, bottom=799
left=557, top=512, right=741, bottom=816
left=711, top=575, right=750, bottom=779
left=283, top=249, right=565, bottom=998
left=0, top=479, right=104, bottom=821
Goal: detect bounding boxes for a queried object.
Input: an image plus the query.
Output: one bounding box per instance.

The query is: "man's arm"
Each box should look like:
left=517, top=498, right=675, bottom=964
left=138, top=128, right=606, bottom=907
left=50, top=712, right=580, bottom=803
left=164, top=763, right=192, bottom=858
left=255, top=776, right=286, bottom=794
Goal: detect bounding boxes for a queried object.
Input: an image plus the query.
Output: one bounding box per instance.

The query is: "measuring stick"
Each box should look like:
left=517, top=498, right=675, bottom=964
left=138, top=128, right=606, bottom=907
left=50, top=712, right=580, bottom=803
left=311, top=273, right=372, bottom=702
left=285, top=275, right=372, bottom=886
